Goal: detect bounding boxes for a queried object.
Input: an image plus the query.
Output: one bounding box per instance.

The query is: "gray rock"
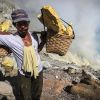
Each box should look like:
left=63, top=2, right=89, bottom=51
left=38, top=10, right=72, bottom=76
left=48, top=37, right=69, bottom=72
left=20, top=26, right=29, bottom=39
left=0, top=81, right=15, bottom=100
left=42, top=61, right=52, bottom=69
left=70, top=83, right=100, bottom=100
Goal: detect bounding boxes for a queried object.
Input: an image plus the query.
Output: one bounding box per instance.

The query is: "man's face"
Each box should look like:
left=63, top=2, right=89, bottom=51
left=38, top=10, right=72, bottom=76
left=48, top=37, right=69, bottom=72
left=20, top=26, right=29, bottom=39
left=16, top=21, right=29, bottom=37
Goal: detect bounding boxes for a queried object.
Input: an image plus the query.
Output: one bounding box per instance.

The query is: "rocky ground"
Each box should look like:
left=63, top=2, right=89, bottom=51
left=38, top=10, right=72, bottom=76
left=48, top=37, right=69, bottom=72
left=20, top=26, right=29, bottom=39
left=0, top=50, right=100, bottom=100
left=40, top=52, right=100, bottom=100
left=41, top=66, right=100, bottom=100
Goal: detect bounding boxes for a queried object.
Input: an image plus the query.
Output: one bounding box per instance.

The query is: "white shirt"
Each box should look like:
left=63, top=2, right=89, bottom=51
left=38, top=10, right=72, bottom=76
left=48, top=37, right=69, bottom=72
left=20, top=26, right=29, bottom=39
left=0, top=32, right=43, bottom=75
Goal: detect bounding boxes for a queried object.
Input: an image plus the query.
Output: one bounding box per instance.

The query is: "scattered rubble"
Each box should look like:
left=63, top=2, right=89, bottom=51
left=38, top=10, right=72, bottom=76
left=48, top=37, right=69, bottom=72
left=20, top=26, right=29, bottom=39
left=41, top=52, right=100, bottom=100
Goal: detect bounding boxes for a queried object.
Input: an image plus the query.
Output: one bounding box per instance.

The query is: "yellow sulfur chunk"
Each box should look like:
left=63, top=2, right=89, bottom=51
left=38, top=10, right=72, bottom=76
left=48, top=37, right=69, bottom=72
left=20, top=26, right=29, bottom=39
left=0, top=19, right=11, bottom=32
left=1, top=57, right=14, bottom=67
left=66, top=24, right=73, bottom=36
left=38, top=5, right=66, bottom=33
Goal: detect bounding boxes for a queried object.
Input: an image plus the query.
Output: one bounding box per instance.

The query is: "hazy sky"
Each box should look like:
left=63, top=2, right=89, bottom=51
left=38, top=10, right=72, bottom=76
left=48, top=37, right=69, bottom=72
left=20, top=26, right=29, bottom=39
left=10, top=0, right=100, bottom=64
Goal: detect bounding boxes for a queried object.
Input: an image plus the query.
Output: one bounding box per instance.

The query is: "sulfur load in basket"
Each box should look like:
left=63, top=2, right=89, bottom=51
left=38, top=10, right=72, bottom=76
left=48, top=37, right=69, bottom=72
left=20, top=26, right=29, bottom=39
left=38, top=5, right=75, bottom=56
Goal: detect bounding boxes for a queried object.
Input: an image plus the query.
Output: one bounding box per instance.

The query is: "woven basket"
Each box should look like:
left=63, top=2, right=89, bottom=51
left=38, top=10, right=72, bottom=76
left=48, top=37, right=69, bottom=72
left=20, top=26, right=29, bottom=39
left=46, top=30, right=73, bottom=56
left=39, top=6, right=75, bottom=55
left=0, top=45, right=11, bottom=57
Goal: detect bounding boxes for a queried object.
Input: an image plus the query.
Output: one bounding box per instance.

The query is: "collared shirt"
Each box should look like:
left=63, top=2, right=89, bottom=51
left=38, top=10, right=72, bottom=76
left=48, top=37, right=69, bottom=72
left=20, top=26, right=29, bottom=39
left=0, top=32, right=43, bottom=75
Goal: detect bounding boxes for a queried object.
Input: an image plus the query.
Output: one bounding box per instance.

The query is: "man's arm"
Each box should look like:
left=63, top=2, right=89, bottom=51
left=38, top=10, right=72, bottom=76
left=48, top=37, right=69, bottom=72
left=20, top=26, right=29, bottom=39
left=32, top=31, right=47, bottom=52
left=0, top=31, right=11, bottom=45
left=0, top=32, right=12, bottom=55
left=38, top=31, right=47, bottom=52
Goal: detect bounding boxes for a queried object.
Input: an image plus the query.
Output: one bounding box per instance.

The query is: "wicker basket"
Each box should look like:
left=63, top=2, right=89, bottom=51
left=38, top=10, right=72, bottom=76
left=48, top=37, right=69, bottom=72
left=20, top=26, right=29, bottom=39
left=46, top=30, right=73, bottom=56
left=39, top=5, right=75, bottom=55
left=0, top=45, right=11, bottom=57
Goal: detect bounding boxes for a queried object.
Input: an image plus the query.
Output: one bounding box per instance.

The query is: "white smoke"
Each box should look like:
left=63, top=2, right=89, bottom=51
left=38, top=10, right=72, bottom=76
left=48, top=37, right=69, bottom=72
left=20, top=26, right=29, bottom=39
left=12, top=0, right=100, bottom=68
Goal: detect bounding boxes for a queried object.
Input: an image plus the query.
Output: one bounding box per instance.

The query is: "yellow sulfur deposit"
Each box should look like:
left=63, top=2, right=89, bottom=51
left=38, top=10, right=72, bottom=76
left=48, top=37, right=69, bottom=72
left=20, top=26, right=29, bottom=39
left=66, top=24, right=73, bottom=36
left=1, top=57, right=14, bottom=67
left=0, top=19, right=11, bottom=32
left=38, top=5, right=74, bottom=37
left=38, top=5, right=66, bottom=33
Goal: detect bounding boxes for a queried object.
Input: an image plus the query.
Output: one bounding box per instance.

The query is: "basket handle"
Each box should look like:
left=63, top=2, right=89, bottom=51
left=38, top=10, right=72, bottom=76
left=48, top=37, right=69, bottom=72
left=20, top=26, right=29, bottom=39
left=60, top=18, right=75, bottom=39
